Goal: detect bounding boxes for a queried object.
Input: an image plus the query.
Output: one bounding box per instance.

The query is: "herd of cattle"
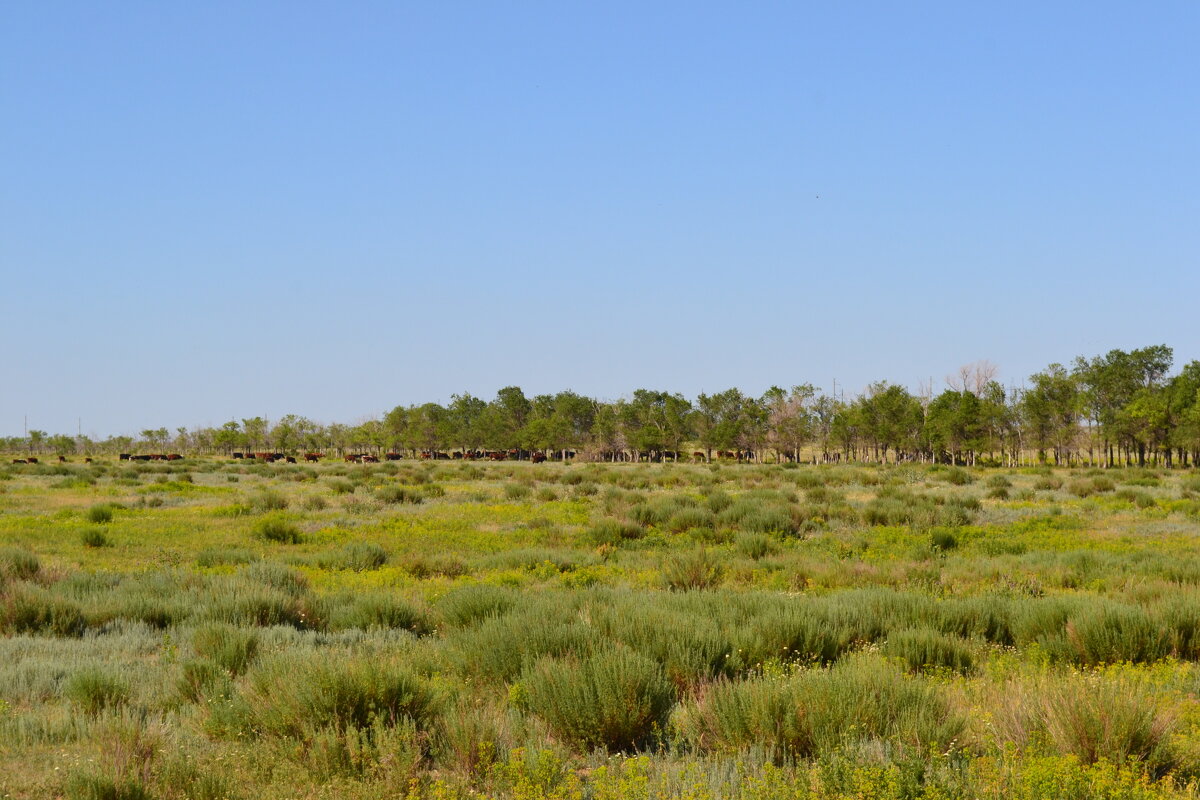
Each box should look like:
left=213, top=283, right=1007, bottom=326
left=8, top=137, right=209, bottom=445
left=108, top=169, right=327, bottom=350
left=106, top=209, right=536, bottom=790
left=9, top=449, right=762, bottom=467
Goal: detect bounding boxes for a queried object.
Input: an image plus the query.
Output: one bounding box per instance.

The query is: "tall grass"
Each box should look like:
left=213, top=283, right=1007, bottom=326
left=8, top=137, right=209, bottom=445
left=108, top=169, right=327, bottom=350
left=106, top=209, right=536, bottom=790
left=521, top=646, right=676, bottom=753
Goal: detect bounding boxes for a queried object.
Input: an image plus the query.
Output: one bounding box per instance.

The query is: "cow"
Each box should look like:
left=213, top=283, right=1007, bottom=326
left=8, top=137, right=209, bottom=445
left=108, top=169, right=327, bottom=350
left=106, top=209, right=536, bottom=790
left=119, top=453, right=131, bottom=461
left=11, top=459, right=27, bottom=464
left=166, top=454, right=183, bottom=461
left=285, top=456, right=297, bottom=464
left=361, top=455, right=380, bottom=463
left=58, top=456, right=68, bottom=463
left=84, top=457, right=93, bottom=463
left=384, top=452, right=402, bottom=461
left=27, top=457, right=39, bottom=464
left=304, top=453, right=322, bottom=462
left=531, top=452, right=547, bottom=464
left=232, top=452, right=244, bottom=459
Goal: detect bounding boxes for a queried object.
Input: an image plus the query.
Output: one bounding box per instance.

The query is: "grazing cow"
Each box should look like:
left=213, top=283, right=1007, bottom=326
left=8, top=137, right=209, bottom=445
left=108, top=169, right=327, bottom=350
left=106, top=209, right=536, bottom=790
left=11, top=459, right=27, bottom=464
left=304, top=453, right=322, bottom=462
left=27, top=457, right=39, bottom=464
left=84, top=457, right=93, bottom=463
left=232, top=452, right=244, bottom=459
left=285, top=456, right=297, bottom=464
left=119, top=453, right=131, bottom=461
left=58, top=456, right=68, bottom=463
left=531, top=452, right=547, bottom=464
left=245, top=453, right=256, bottom=459
left=384, top=452, right=402, bottom=461
left=361, top=455, right=379, bottom=463
left=166, top=454, right=183, bottom=461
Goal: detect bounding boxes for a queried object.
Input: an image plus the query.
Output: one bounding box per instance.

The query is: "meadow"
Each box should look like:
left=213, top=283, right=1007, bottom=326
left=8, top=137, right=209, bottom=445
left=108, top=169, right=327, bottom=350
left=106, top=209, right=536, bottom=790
left=4, top=457, right=1200, bottom=799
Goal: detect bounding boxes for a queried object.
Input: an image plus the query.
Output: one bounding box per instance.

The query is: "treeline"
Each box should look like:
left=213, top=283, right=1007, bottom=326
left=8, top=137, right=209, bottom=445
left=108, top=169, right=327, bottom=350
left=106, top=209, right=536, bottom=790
left=6, top=345, right=1200, bottom=467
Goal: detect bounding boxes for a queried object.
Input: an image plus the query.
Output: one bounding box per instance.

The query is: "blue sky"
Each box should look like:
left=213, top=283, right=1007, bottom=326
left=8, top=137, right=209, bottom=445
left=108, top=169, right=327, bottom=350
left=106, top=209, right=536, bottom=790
left=3, top=2, right=1197, bottom=438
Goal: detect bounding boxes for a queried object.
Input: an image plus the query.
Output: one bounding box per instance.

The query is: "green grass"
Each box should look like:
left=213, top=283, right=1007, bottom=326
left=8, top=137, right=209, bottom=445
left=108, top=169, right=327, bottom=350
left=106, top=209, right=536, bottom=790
left=2, top=458, right=1200, bottom=799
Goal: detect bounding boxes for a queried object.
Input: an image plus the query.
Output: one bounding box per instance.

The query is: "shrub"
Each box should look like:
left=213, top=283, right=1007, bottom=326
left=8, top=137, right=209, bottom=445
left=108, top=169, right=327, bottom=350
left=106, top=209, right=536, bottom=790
left=435, top=585, right=517, bottom=627
left=504, top=483, right=532, bottom=500
left=0, top=546, right=40, bottom=581
left=302, top=494, right=328, bottom=511
left=1035, top=476, right=1063, bottom=491
left=683, top=655, right=963, bottom=758
left=930, top=529, right=958, bottom=551
left=0, top=584, right=87, bottom=636
left=1066, top=603, right=1169, bottom=666
left=195, top=547, right=257, bottom=567
left=249, top=490, right=288, bottom=512
left=994, top=673, right=1182, bottom=778
left=944, top=468, right=974, bottom=486
left=731, top=603, right=853, bottom=670
left=64, top=774, right=154, bottom=800
left=246, top=653, right=439, bottom=738
left=521, top=647, right=676, bottom=753
left=666, top=507, right=714, bottom=533
left=735, top=533, right=776, bottom=560
left=324, top=541, right=388, bottom=572
left=327, top=593, right=433, bottom=635
left=585, top=519, right=644, bottom=547
left=65, top=668, right=130, bottom=715
left=193, top=623, right=260, bottom=675
left=81, top=527, right=111, bottom=548
left=882, top=627, right=974, bottom=674
left=376, top=486, right=424, bottom=505
left=253, top=515, right=303, bottom=544
left=85, top=504, right=114, bottom=524
left=327, top=478, right=355, bottom=495
left=662, top=549, right=724, bottom=591
left=450, top=609, right=596, bottom=684
left=176, top=658, right=226, bottom=704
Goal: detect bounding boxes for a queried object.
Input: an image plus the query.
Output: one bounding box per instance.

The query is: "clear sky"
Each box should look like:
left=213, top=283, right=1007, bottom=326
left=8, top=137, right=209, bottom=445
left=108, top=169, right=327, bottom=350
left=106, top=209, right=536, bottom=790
left=3, top=2, right=1197, bottom=438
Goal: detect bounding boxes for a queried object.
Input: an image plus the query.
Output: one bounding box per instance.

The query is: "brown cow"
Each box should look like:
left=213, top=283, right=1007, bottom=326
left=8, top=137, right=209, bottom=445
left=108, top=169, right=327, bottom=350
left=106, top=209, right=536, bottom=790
left=304, top=453, right=322, bottom=462
left=27, top=457, right=39, bottom=464
left=11, top=459, right=27, bottom=464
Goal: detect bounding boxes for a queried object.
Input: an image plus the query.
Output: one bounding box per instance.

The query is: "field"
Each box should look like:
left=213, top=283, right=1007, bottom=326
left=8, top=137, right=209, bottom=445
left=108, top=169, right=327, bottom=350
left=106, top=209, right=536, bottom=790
left=4, top=458, right=1200, bottom=799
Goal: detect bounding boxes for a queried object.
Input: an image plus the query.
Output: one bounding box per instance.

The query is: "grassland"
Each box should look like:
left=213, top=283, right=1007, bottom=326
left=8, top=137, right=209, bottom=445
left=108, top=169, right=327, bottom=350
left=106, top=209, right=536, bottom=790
left=4, top=457, right=1200, bottom=799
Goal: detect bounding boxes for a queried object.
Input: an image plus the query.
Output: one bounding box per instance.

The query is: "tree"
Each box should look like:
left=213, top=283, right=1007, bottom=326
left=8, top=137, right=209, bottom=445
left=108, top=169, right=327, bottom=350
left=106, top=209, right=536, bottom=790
left=762, top=385, right=815, bottom=462
left=1021, top=365, right=1080, bottom=465
left=924, top=391, right=985, bottom=465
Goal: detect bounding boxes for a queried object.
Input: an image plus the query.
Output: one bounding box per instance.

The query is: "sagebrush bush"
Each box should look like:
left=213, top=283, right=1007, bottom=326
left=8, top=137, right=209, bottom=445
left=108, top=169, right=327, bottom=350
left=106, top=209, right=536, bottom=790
left=1066, top=603, right=1169, bottom=666
left=85, top=504, right=114, bottom=524
left=253, top=515, right=303, bottom=544
left=246, top=653, right=439, bottom=739
left=449, top=608, right=596, bottom=683
left=376, top=485, right=424, bottom=505
left=586, top=518, right=645, bottom=547
left=521, top=647, right=676, bottom=753
left=0, top=546, right=40, bottom=581
left=683, top=654, right=963, bottom=759
left=81, top=527, right=111, bottom=548
left=732, top=602, right=853, bottom=670
left=882, top=627, right=974, bottom=674
left=0, top=583, right=87, bottom=636
left=249, top=490, right=288, bottom=511
left=662, top=549, right=724, bottom=591
left=323, top=541, right=388, bottom=571
left=327, top=593, right=433, bottom=635
left=435, top=584, right=517, bottom=627
left=65, top=667, right=130, bottom=715
left=193, top=623, right=259, bottom=675
left=735, top=533, right=776, bottom=560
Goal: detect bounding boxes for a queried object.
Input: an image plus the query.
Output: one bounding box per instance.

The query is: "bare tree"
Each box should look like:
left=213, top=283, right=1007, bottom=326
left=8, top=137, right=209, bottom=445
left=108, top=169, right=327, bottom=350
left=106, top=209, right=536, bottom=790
left=947, top=360, right=998, bottom=395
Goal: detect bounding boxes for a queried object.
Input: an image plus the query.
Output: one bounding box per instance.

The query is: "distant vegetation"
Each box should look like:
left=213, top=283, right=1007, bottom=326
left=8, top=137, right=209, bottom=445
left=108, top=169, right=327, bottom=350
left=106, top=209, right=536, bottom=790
left=6, top=345, right=1200, bottom=469
left=5, top=456, right=1200, bottom=797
